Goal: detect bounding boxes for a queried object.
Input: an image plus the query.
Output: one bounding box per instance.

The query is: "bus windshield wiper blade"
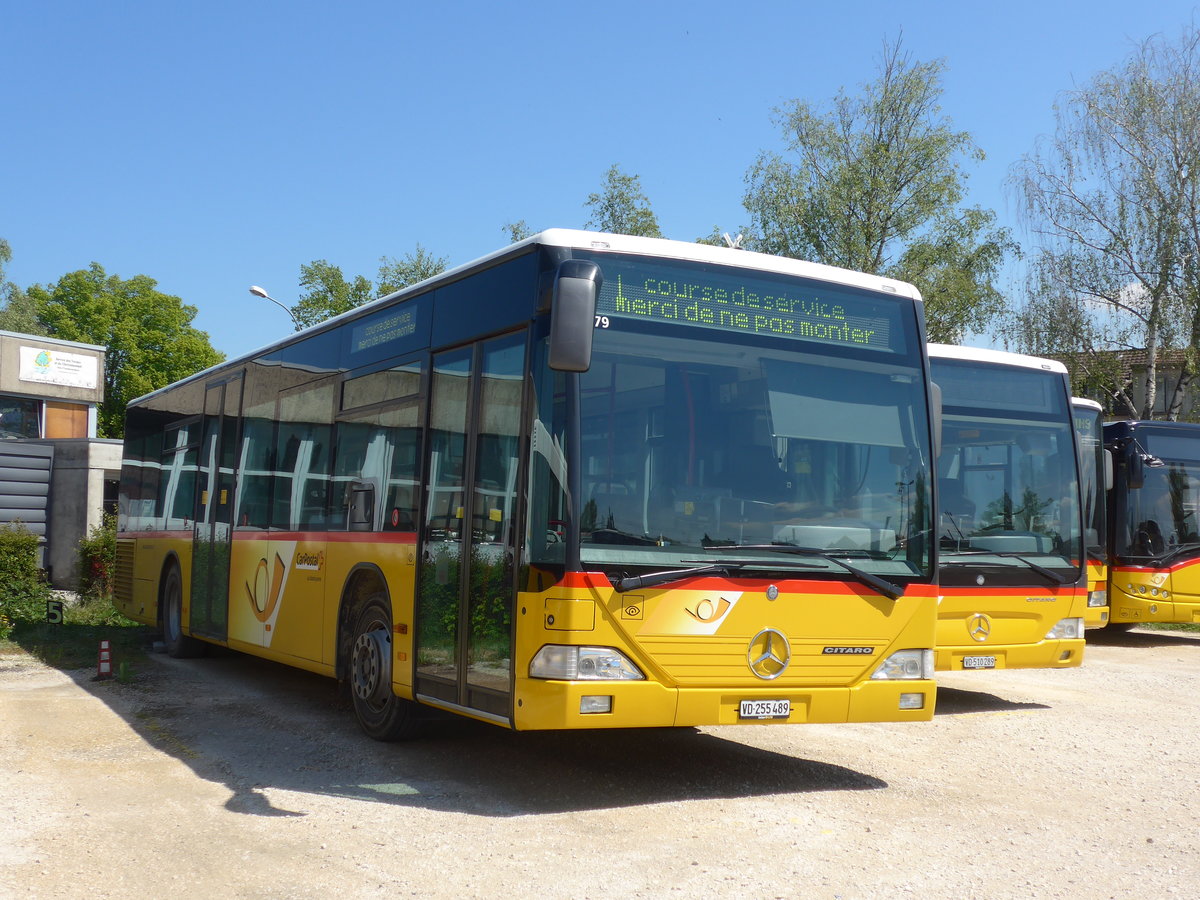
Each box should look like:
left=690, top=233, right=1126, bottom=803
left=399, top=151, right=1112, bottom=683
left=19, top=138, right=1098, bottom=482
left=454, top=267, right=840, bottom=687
left=1156, top=542, right=1200, bottom=566
left=941, top=550, right=1071, bottom=585
left=698, top=542, right=904, bottom=602
left=614, top=563, right=745, bottom=593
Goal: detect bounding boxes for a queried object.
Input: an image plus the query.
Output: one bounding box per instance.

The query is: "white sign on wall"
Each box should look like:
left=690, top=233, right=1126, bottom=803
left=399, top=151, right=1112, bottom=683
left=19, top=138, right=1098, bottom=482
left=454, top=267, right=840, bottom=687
left=19, top=346, right=99, bottom=390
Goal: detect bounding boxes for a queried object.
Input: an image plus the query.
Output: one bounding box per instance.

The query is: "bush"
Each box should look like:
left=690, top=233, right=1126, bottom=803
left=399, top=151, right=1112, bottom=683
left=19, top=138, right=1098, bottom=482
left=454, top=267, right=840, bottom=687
left=0, top=521, right=51, bottom=640
left=78, top=512, right=117, bottom=599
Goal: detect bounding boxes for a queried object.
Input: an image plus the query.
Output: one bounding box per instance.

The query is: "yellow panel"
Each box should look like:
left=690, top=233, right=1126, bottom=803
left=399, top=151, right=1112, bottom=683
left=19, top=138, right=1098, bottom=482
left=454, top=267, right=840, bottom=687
left=544, top=596, right=595, bottom=631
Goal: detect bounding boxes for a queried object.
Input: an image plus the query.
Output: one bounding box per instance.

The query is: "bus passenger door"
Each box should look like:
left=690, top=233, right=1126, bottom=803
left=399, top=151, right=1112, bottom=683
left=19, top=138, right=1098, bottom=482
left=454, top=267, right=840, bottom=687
left=416, top=333, right=525, bottom=721
left=191, top=373, right=243, bottom=641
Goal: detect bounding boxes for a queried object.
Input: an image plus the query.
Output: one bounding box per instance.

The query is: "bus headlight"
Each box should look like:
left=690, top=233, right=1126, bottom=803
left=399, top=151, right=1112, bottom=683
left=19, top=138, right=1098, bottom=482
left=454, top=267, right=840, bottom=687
left=1087, top=589, right=1107, bottom=608
left=1045, top=618, right=1084, bottom=640
left=529, top=645, right=645, bottom=681
left=870, top=649, right=934, bottom=680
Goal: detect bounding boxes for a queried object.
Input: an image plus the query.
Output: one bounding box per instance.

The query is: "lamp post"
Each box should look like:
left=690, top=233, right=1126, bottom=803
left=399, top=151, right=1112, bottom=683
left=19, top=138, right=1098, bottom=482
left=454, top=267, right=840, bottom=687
left=248, top=285, right=301, bottom=329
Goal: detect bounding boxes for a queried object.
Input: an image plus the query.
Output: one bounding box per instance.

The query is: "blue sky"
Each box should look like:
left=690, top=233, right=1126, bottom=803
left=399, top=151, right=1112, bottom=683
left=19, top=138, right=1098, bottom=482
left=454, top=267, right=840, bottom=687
left=4, top=1, right=1199, bottom=361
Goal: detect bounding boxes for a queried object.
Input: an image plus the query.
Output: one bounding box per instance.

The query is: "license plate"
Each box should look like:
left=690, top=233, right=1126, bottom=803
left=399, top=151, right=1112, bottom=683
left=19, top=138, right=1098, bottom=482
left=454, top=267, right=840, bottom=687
left=962, top=655, right=996, bottom=670
left=739, top=699, right=791, bottom=720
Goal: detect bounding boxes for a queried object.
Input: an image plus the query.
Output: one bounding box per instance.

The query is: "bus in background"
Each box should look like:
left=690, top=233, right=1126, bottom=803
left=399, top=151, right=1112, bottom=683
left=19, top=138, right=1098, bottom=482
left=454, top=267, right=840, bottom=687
left=115, top=230, right=941, bottom=739
left=1103, top=419, right=1200, bottom=627
left=1072, top=397, right=1110, bottom=628
left=929, top=345, right=1086, bottom=671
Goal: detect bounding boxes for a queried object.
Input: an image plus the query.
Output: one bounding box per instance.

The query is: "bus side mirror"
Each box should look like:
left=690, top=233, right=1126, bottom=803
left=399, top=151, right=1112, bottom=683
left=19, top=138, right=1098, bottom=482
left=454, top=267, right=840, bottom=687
left=929, top=381, right=943, bottom=459
left=549, top=260, right=602, bottom=372
left=1103, top=448, right=1114, bottom=492
left=1126, top=445, right=1144, bottom=490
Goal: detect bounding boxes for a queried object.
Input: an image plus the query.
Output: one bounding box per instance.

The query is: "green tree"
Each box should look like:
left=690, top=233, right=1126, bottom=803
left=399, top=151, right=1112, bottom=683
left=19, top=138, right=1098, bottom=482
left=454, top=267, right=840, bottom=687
left=502, top=220, right=536, bottom=243
left=1007, top=27, right=1200, bottom=420
left=584, top=165, right=663, bottom=237
left=288, top=245, right=448, bottom=329
left=743, top=37, right=1016, bottom=343
left=0, top=239, right=49, bottom=337
left=28, top=264, right=224, bottom=437
left=376, top=245, right=448, bottom=296
left=288, top=260, right=376, bottom=331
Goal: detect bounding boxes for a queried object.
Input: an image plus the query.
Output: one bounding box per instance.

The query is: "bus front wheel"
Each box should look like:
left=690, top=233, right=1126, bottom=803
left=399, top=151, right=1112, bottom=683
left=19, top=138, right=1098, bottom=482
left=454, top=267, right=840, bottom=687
left=162, top=565, right=204, bottom=658
left=349, top=594, right=420, bottom=741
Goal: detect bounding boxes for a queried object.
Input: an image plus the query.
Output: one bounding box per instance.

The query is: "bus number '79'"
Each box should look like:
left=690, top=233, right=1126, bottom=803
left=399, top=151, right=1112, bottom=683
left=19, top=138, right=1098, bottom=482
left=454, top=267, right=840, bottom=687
left=595, top=316, right=610, bottom=328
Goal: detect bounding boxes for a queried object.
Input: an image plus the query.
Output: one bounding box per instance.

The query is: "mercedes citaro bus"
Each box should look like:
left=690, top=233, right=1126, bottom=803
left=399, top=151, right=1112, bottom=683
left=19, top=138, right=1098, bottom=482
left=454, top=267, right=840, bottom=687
left=115, top=230, right=941, bottom=739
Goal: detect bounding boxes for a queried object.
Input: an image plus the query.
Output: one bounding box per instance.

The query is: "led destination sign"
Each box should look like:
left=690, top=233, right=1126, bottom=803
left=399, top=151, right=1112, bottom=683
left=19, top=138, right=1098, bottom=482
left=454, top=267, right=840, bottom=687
left=591, top=256, right=904, bottom=353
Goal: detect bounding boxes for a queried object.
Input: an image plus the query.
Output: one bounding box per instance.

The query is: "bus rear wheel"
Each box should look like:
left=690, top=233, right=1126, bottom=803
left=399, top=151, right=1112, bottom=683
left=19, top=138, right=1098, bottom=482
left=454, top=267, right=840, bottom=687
left=162, top=565, right=204, bottom=658
left=349, top=594, right=420, bottom=741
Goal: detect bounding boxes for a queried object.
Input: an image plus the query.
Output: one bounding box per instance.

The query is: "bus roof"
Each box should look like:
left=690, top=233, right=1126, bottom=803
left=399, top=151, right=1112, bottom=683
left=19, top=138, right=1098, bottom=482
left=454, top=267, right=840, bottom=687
left=927, top=342, right=1068, bottom=376
left=132, top=230, right=925, bottom=406
left=1071, top=397, right=1103, bottom=411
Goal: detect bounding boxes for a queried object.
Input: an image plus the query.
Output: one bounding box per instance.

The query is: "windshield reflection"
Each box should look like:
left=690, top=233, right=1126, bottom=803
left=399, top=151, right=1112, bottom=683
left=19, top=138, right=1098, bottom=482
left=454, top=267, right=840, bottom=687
left=1119, top=458, right=1200, bottom=559
left=935, top=407, right=1082, bottom=580
left=532, top=330, right=933, bottom=579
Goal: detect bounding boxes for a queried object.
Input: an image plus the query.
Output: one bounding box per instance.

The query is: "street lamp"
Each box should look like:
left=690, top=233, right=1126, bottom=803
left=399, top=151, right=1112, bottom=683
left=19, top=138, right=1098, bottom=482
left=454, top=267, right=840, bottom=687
left=248, top=285, right=301, bottom=329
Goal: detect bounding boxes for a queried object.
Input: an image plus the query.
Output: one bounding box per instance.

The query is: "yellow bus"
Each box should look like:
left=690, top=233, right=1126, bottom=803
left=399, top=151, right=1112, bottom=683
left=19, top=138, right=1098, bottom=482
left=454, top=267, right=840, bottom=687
left=114, top=230, right=940, bottom=739
left=1072, top=398, right=1110, bottom=628
left=1104, top=419, right=1200, bottom=627
left=929, top=345, right=1086, bottom=671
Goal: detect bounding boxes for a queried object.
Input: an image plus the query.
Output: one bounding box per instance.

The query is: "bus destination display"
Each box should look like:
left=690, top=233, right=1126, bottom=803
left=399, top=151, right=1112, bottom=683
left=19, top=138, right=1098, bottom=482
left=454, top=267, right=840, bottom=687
left=591, top=256, right=901, bottom=353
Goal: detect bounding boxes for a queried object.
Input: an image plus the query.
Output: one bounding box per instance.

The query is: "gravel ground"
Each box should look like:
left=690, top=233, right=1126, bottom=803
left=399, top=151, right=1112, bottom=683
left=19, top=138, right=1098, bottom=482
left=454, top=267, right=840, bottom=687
left=1, top=627, right=1197, bottom=899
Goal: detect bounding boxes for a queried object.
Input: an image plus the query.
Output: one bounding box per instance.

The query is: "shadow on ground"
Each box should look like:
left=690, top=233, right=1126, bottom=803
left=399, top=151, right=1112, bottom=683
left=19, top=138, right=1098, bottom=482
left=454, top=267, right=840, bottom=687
left=933, top=686, right=1051, bottom=716
left=58, top=649, right=887, bottom=818
left=1085, top=626, right=1200, bottom=648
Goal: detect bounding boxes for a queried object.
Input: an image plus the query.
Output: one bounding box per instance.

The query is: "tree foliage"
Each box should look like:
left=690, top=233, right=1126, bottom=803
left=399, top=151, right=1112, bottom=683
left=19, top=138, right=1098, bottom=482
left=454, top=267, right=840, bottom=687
left=501, top=220, right=536, bottom=244
left=742, top=37, right=1016, bottom=343
left=0, top=239, right=48, bottom=337
left=288, top=245, right=448, bottom=330
left=584, top=165, right=663, bottom=237
left=27, top=264, right=224, bottom=437
left=1007, top=27, right=1200, bottom=419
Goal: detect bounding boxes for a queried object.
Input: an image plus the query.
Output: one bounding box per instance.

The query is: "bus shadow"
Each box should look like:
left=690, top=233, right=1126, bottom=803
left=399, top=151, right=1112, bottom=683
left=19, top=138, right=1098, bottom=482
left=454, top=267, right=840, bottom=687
left=72, top=651, right=887, bottom=818
left=933, top=686, right=1050, bottom=716
left=1086, top=627, right=1200, bottom=648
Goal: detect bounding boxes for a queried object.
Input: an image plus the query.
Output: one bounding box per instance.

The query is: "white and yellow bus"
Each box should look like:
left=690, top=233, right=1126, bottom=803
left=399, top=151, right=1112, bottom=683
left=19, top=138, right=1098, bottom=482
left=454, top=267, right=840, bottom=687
left=929, top=345, right=1087, bottom=671
left=115, top=230, right=941, bottom=739
left=1072, top=397, right=1110, bottom=628
left=1104, top=419, right=1200, bottom=627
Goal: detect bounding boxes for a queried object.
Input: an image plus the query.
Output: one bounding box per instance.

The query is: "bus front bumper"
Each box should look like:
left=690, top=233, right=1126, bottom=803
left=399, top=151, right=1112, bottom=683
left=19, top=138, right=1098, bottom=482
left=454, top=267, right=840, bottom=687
left=511, top=677, right=936, bottom=730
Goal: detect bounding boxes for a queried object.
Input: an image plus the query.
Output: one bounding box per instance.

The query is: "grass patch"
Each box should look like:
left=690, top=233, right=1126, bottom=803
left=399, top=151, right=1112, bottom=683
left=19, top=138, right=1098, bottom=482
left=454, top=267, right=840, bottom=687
left=1, top=595, right=157, bottom=671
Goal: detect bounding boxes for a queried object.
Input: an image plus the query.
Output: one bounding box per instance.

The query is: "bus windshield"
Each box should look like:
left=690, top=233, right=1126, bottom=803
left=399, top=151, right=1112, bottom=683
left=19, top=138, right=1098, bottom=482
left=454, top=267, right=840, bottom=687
left=1113, top=427, right=1200, bottom=561
left=531, top=321, right=933, bottom=582
left=933, top=358, right=1082, bottom=585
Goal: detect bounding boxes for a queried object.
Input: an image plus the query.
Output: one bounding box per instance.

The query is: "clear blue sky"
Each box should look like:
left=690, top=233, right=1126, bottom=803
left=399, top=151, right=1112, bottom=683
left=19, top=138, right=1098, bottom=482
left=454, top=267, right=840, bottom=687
left=4, top=0, right=1198, bottom=361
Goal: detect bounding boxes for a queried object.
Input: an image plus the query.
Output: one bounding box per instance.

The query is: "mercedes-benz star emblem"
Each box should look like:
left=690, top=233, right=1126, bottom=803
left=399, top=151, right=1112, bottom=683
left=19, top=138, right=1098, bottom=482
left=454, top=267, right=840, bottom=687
left=968, top=613, right=992, bottom=642
left=747, top=628, right=791, bottom=680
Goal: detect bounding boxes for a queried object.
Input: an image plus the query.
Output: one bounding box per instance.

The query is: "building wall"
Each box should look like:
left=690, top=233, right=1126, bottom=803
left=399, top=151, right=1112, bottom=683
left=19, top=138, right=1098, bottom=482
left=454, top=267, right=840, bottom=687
left=25, top=439, right=123, bottom=589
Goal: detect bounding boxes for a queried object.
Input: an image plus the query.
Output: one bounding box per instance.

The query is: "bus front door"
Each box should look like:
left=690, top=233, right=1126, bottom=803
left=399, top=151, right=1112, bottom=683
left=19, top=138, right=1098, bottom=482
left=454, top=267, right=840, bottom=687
left=416, top=334, right=525, bottom=722
left=191, top=373, right=243, bottom=642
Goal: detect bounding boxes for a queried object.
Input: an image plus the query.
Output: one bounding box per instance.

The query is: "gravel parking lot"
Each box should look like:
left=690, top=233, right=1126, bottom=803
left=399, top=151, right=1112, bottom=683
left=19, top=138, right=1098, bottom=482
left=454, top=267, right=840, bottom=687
left=2, top=627, right=1198, bottom=899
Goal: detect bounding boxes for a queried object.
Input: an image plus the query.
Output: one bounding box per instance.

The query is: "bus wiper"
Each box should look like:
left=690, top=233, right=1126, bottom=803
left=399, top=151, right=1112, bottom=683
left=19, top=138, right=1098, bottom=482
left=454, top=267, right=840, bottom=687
left=614, top=563, right=746, bottom=593
left=1156, top=541, right=1200, bottom=566
left=699, top=542, right=905, bottom=602
left=941, top=550, right=1071, bottom=585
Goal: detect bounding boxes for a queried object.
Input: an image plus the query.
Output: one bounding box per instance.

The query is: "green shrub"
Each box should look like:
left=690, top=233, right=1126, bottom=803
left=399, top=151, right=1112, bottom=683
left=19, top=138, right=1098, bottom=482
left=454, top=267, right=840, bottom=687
left=78, top=512, right=117, bottom=599
left=0, top=521, right=51, bottom=640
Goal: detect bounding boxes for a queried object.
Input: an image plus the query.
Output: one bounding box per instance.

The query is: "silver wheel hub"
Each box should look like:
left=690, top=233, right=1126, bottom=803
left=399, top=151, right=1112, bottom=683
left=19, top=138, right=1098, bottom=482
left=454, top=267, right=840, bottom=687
left=352, top=628, right=392, bottom=704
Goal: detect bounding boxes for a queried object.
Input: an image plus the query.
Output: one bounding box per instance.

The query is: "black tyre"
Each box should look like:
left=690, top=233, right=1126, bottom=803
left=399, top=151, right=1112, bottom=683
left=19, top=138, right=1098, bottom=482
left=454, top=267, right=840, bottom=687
left=162, top=565, right=205, bottom=658
left=349, top=594, right=421, bottom=741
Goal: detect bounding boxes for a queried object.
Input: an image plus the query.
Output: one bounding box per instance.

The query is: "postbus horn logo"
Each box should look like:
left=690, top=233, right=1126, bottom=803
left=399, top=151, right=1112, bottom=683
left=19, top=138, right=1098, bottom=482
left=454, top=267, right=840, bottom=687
left=246, top=554, right=286, bottom=623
